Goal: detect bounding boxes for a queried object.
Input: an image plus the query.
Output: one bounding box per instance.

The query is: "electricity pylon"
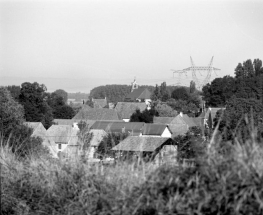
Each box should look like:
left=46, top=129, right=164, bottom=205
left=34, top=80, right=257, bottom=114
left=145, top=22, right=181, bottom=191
left=171, top=69, right=187, bottom=86
left=175, top=56, right=220, bottom=89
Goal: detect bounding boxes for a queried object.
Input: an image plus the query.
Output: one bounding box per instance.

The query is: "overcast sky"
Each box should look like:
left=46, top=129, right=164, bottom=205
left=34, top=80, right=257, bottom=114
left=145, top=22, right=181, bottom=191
left=1, top=0, right=263, bottom=92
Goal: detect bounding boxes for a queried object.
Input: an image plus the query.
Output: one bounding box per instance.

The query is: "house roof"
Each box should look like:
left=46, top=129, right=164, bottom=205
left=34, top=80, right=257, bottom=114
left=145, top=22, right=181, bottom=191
left=170, top=114, right=196, bottom=127
left=46, top=125, right=78, bottom=144
left=53, top=119, right=73, bottom=126
left=112, top=136, right=171, bottom=152
left=92, top=98, right=107, bottom=108
left=115, top=102, right=147, bottom=119
left=153, top=117, right=175, bottom=124
left=142, top=124, right=171, bottom=136
left=90, top=121, right=144, bottom=135
left=73, top=108, right=120, bottom=121
left=23, top=122, right=47, bottom=137
left=169, top=124, right=188, bottom=137
left=125, top=88, right=151, bottom=101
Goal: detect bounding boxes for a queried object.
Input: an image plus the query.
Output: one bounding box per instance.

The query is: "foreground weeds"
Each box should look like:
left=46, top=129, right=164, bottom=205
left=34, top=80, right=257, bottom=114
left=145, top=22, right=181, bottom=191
left=1, top=139, right=263, bottom=215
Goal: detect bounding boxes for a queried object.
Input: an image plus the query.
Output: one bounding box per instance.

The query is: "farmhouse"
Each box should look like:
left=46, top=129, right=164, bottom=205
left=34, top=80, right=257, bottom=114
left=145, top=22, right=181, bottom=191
left=112, top=136, right=177, bottom=164
left=46, top=125, right=79, bottom=158
left=23, top=122, right=57, bottom=157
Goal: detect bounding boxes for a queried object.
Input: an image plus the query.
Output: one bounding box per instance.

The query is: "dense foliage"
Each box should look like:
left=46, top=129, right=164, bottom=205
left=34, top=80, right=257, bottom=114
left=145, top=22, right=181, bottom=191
left=130, top=109, right=158, bottom=123
left=0, top=87, right=25, bottom=138
left=97, top=132, right=129, bottom=159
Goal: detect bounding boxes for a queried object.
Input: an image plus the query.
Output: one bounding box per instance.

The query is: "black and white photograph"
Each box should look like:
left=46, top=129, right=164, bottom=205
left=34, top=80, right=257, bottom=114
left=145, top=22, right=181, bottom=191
left=1, top=0, right=263, bottom=214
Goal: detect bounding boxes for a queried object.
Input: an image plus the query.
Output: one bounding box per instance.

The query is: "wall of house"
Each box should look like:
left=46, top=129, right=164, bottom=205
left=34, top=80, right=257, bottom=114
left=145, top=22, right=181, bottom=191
left=161, top=127, right=172, bottom=138
left=123, top=118, right=130, bottom=122
left=153, top=144, right=177, bottom=165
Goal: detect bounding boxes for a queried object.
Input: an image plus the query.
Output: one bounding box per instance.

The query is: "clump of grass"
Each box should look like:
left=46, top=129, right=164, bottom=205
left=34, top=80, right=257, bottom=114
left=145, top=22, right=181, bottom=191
left=1, top=129, right=263, bottom=214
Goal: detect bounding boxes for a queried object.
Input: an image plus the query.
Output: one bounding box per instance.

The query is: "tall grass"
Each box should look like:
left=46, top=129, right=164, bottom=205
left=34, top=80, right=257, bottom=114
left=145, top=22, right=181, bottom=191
left=1, top=131, right=263, bottom=214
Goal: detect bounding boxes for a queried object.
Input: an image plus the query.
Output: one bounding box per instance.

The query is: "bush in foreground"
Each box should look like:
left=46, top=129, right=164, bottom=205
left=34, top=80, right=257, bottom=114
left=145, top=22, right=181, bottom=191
left=1, top=135, right=263, bottom=214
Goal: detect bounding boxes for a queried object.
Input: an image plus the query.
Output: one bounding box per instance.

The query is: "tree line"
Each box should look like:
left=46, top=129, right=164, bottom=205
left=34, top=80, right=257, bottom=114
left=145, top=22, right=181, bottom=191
left=202, top=58, right=263, bottom=141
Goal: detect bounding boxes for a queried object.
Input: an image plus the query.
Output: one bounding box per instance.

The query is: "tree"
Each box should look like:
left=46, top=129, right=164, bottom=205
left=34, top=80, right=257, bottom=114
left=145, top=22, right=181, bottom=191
left=6, top=85, right=20, bottom=101
left=54, top=89, right=68, bottom=104
left=19, top=82, right=53, bottom=128
left=97, top=132, right=128, bottom=159
left=151, top=84, right=161, bottom=101
left=130, top=109, right=157, bottom=123
left=155, top=103, right=177, bottom=117
left=0, top=87, right=25, bottom=138
left=160, top=82, right=171, bottom=102
left=171, top=87, right=190, bottom=101
left=215, top=97, right=263, bottom=141
left=189, top=81, right=196, bottom=93
left=253, top=59, right=263, bottom=76
left=46, top=92, right=75, bottom=119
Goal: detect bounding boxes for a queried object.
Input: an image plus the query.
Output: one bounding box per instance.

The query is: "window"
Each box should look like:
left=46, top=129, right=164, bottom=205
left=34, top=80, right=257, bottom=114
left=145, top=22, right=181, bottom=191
left=58, top=144, right=62, bottom=149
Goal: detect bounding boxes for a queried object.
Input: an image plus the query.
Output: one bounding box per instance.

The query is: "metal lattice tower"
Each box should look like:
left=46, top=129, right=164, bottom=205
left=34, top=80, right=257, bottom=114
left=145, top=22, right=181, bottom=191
left=176, top=56, right=220, bottom=89
left=171, top=69, right=187, bottom=86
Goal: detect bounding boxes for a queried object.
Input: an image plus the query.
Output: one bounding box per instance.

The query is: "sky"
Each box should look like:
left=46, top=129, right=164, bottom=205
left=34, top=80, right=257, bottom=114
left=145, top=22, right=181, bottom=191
left=1, top=0, right=263, bottom=93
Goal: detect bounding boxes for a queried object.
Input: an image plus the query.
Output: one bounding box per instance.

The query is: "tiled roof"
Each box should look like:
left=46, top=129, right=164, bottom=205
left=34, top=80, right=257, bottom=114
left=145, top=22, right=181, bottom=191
left=90, top=121, right=144, bottom=134
left=153, top=117, right=175, bottom=124
left=46, top=125, right=78, bottom=144
left=112, top=136, right=171, bottom=152
left=115, top=102, right=147, bottom=119
left=92, top=98, right=107, bottom=108
left=23, top=122, right=47, bottom=137
left=182, top=114, right=197, bottom=127
left=73, top=108, right=120, bottom=121
left=142, top=124, right=169, bottom=136
left=53, top=119, right=73, bottom=126
left=170, top=114, right=196, bottom=127
left=169, top=124, right=188, bottom=137
left=125, top=88, right=151, bottom=101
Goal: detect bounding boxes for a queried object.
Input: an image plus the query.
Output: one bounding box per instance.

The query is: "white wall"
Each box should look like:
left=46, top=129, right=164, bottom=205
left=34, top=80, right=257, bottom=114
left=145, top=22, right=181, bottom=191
left=161, top=127, right=172, bottom=138
left=123, top=118, right=130, bottom=122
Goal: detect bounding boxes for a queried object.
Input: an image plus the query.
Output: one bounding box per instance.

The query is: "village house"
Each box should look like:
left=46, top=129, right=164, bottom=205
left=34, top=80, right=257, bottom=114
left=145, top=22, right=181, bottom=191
left=46, top=125, right=79, bottom=158
left=91, top=121, right=145, bottom=136
left=115, top=102, right=147, bottom=122
left=112, top=136, right=177, bottom=165
left=23, top=122, right=57, bottom=157
left=124, top=79, right=152, bottom=105
left=141, top=124, right=172, bottom=138
left=73, top=105, right=120, bottom=121
left=92, top=97, right=107, bottom=108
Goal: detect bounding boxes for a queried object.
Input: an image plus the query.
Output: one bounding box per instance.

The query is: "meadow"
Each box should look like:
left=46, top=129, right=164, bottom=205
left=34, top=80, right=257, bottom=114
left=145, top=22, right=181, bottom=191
left=1, top=133, right=263, bottom=215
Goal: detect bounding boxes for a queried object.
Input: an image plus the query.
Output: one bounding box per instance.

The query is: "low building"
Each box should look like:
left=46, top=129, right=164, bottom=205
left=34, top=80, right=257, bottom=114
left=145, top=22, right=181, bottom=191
left=112, top=136, right=177, bottom=164
left=115, top=102, right=147, bottom=122
left=91, top=121, right=144, bottom=136
left=92, top=97, right=107, bottom=108
left=46, top=125, right=79, bottom=158
left=141, top=124, right=172, bottom=138
left=73, top=106, right=120, bottom=121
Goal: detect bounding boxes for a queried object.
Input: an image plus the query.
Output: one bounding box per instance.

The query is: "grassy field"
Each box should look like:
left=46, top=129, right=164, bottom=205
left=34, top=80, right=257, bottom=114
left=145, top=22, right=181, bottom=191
left=1, top=136, right=263, bottom=215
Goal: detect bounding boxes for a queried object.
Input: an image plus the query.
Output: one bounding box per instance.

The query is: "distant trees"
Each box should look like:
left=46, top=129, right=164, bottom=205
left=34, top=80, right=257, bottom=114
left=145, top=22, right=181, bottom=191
left=155, top=103, right=177, bottom=117
left=0, top=87, right=25, bottom=138
left=90, top=85, right=131, bottom=103
left=151, top=82, right=171, bottom=102
left=202, top=76, right=235, bottom=107
left=19, top=82, right=53, bottom=128
left=6, top=85, right=21, bottom=101
left=54, top=89, right=68, bottom=103
left=46, top=91, right=75, bottom=119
